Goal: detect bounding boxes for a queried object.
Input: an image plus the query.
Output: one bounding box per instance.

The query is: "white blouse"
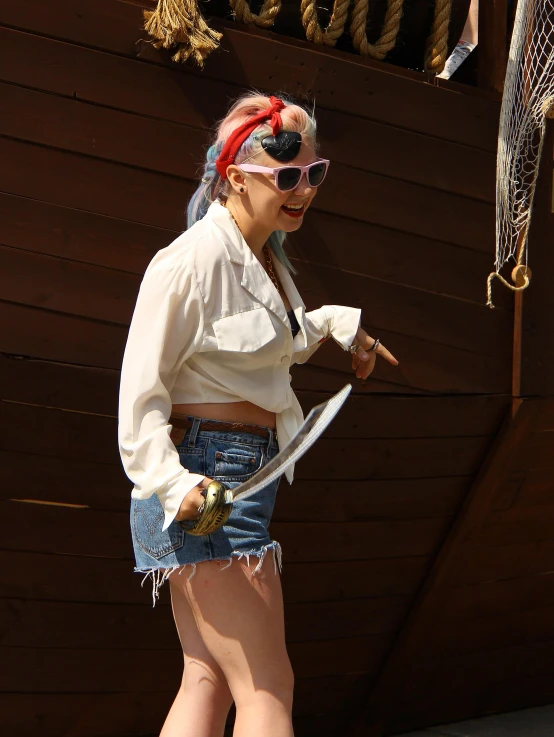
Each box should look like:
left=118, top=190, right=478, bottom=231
left=118, top=201, right=361, bottom=531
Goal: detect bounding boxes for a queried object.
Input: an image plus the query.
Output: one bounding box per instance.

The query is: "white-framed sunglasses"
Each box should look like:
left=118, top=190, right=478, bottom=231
left=238, top=159, right=330, bottom=192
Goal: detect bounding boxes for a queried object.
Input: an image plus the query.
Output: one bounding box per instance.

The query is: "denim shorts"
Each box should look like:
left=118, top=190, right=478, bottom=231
left=130, top=417, right=282, bottom=605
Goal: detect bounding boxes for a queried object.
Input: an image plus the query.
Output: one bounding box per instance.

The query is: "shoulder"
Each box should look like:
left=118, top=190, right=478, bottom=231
left=143, top=216, right=228, bottom=291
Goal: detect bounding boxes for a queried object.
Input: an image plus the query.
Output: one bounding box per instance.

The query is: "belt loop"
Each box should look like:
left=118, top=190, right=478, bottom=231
left=188, top=417, right=201, bottom=447
left=268, top=427, right=276, bottom=448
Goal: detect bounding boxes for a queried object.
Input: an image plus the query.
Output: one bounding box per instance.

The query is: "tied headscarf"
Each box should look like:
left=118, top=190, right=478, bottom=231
left=215, top=96, right=286, bottom=180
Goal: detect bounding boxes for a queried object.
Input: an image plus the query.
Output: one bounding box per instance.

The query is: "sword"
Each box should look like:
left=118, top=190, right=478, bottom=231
left=180, top=384, right=352, bottom=536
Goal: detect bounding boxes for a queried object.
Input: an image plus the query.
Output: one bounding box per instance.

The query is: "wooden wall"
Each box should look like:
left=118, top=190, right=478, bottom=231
left=2, top=1, right=549, bottom=735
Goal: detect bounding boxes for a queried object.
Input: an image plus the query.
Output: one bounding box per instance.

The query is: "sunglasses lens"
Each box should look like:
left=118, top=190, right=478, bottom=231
left=276, top=167, right=302, bottom=191
left=308, top=162, right=327, bottom=187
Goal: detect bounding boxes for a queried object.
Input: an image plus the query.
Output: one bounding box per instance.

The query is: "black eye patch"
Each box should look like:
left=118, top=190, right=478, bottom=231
left=261, top=131, right=302, bottom=162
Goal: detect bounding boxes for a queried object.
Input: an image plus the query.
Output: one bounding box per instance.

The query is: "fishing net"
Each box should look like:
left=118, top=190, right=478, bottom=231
left=487, top=0, right=554, bottom=308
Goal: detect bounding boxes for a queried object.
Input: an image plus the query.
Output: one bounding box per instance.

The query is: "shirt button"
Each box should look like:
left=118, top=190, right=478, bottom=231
left=280, top=355, right=290, bottom=364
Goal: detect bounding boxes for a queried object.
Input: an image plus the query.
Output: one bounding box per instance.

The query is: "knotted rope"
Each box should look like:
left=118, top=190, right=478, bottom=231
left=230, top=0, right=282, bottom=28
left=350, top=0, right=404, bottom=60
left=143, top=0, right=454, bottom=69
left=301, top=0, right=351, bottom=47
left=143, top=0, right=222, bottom=66
left=424, top=0, right=453, bottom=74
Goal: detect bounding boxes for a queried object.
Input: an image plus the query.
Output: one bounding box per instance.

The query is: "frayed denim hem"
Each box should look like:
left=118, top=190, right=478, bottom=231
left=134, top=540, right=283, bottom=607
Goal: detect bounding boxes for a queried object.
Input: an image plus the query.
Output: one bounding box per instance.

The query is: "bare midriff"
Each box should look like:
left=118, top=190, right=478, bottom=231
left=171, top=401, right=277, bottom=429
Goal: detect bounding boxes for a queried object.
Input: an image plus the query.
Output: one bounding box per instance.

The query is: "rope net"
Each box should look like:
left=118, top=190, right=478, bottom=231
left=488, top=0, right=554, bottom=307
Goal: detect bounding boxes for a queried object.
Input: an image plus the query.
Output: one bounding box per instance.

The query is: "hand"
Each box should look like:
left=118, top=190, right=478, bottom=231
left=175, top=477, right=214, bottom=522
left=351, top=326, right=399, bottom=380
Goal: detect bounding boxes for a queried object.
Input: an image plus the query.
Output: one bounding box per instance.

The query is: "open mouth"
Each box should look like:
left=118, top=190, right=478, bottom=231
left=281, top=203, right=306, bottom=218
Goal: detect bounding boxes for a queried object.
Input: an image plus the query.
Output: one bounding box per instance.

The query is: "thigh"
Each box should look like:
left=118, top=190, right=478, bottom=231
left=169, top=575, right=229, bottom=691
left=172, top=556, right=292, bottom=702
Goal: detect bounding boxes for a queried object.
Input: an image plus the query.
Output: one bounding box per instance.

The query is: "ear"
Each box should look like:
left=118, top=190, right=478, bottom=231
left=226, top=164, right=247, bottom=193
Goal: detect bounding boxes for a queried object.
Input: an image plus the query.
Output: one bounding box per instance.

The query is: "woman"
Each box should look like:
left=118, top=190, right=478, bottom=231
left=118, top=92, right=398, bottom=737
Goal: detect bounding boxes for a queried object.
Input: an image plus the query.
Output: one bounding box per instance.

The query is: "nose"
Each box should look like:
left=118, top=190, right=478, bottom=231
left=294, top=172, right=315, bottom=196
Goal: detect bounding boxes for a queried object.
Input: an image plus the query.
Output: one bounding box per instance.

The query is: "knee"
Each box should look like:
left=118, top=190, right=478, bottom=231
left=181, top=666, right=234, bottom=711
left=236, top=659, right=295, bottom=710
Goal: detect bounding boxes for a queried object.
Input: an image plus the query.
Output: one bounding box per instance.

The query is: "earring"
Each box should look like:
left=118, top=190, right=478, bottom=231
left=239, top=187, right=245, bottom=193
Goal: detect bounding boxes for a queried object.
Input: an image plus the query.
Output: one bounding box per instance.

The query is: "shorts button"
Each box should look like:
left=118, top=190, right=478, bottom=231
left=280, top=355, right=290, bottom=364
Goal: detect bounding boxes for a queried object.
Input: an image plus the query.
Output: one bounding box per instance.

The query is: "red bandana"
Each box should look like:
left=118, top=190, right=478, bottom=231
left=216, top=96, right=286, bottom=180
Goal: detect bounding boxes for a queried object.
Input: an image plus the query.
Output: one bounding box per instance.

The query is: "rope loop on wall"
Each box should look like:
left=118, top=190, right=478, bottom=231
left=350, top=0, right=404, bottom=60
left=143, top=0, right=454, bottom=70
left=300, top=0, right=351, bottom=48
left=424, top=0, right=453, bottom=73
left=230, top=0, right=282, bottom=29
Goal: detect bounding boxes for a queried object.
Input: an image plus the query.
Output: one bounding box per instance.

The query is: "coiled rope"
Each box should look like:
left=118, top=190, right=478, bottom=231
left=230, top=0, right=282, bottom=29
left=350, top=0, right=404, bottom=60
left=301, top=0, right=351, bottom=47
left=424, top=0, right=453, bottom=74
left=143, top=0, right=453, bottom=70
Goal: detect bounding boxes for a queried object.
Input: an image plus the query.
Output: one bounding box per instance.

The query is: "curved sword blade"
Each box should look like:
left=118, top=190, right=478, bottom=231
left=232, top=384, right=352, bottom=502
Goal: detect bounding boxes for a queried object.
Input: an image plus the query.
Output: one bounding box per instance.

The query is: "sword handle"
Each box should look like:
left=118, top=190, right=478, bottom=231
left=178, top=480, right=233, bottom=536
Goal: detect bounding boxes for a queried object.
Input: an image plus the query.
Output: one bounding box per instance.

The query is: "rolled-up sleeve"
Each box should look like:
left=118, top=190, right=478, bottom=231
left=118, top=258, right=206, bottom=531
left=292, top=305, right=361, bottom=364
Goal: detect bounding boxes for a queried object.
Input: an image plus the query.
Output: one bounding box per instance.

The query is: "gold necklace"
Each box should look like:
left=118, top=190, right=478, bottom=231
left=223, top=200, right=281, bottom=293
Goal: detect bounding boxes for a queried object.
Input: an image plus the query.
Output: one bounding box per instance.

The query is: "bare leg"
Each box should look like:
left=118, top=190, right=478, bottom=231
left=160, top=574, right=234, bottom=737
left=171, top=555, right=294, bottom=737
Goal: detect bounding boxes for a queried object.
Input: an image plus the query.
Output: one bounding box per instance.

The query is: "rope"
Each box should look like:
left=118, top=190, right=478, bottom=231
left=424, top=0, right=453, bottom=74
left=486, top=270, right=530, bottom=309
left=486, top=234, right=531, bottom=309
left=301, top=0, right=351, bottom=47
left=350, top=0, right=404, bottom=60
left=143, top=0, right=222, bottom=67
left=230, top=0, right=282, bottom=28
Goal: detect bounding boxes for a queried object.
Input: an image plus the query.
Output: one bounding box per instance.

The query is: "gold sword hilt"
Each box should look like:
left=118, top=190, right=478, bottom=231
left=178, top=480, right=234, bottom=536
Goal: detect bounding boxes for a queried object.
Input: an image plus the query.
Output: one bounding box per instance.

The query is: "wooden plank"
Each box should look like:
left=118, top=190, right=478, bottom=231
left=464, top=503, right=554, bottom=548
left=298, top=329, right=512, bottom=396
left=0, top=79, right=495, bottom=202
left=294, top=261, right=513, bottom=358
left=502, top=466, right=554, bottom=509
left=0, top=399, right=494, bottom=478
left=0, top=635, right=390, bottom=688
left=0, top=500, right=450, bottom=561
left=0, top=353, right=119, bottom=416
left=288, top=208, right=506, bottom=297
left=0, top=447, right=470, bottom=519
left=429, top=604, right=554, bottom=659
left=0, top=243, right=513, bottom=360
left=443, top=570, right=554, bottom=621
left=0, top=676, right=370, bottom=736
left=298, top=393, right=510, bottom=439
left=450, top=538, right=554, bottom=586
left=1, top=550, right=429, bottom=603
left=478, top=0, right=509, bottom=94
left=0, top=298, right=506, bottom=395
left=0, top=129, right=494, bottom=249
left=388, top=652, right=554, bottom=734
left=0, top=353, right=509, bottom=437
left=0, top=596, right=407, bottom=649
left=520, top=123, right=554, bottom=396
left=0, top=192, right=174, bottom=274
left=0, top=300, right=126, bottom=368
left=350, top=398, right=536, bottom=736
left=0, top=190, right=503, bottom=315
left=0, top=0, right=501, bottom=149
left=0, top=692, right=175, bottom=737
left=0, top=245, right=138, bottom=326
left=0, top=136, right=193, bottom=231
left=275, top=478, right=470, bottom=522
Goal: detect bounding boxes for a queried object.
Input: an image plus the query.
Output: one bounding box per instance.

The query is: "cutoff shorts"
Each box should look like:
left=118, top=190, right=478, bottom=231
left=130, top=416, right=282, bottom=605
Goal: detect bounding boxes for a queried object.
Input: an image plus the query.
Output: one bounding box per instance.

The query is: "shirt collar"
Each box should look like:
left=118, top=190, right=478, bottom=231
left=207, top=200, right=308, bottom=348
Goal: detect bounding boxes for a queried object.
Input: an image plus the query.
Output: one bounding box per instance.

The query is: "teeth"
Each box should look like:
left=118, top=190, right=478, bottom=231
left=283, top=204, right=303, bottom=210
